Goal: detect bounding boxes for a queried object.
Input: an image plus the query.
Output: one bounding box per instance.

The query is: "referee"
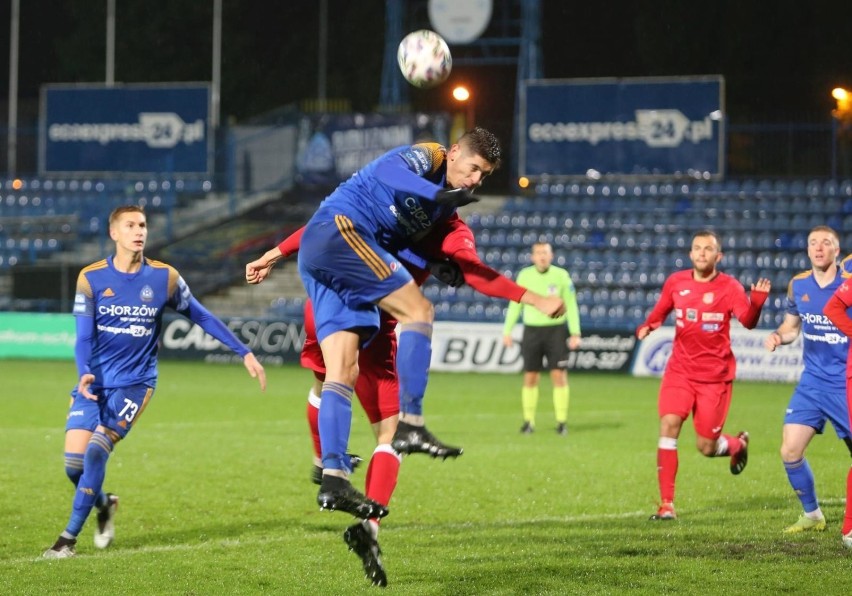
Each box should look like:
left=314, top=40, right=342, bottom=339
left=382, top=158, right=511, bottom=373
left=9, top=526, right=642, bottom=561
left=503, top=242, right=581, bottom=435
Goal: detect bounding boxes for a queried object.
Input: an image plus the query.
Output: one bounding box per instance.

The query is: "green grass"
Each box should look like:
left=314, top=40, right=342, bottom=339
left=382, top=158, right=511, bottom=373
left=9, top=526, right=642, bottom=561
left=1, top=359, right=850, bottom=594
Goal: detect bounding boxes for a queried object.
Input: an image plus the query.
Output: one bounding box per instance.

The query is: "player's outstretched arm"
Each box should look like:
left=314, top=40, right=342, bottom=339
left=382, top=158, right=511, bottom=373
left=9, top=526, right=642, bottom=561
left=245, top=247, right=284, bottom=284
left=521, top=291, right=565, bottom=318
left=246, top=226, right=305, bottom=284
left=180, top=296, right=266, bottom=392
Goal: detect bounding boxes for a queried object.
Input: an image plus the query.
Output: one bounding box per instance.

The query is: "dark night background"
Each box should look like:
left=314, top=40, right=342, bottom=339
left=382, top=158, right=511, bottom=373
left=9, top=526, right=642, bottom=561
left=0, top=0, right=849, bottom=181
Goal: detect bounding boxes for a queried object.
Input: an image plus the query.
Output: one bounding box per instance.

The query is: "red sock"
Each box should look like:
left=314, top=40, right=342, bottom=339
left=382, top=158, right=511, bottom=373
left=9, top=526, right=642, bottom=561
left=843, top=466, right=852, bottom=535
left=306, top=398, right=321, bottom=460
left=720, top=434, right=741, bottom=457
left=657, top=447, right=678, bottom=504
left=365, top=445, right=401, bottom=522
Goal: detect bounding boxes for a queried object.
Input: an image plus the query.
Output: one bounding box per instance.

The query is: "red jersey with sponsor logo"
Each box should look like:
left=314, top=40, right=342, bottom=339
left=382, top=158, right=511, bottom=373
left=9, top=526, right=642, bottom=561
left=639, top=269, right=767, bottom=382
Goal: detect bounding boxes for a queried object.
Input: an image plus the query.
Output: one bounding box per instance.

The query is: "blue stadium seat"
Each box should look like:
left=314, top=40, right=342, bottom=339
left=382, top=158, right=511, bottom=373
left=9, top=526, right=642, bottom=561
left=788, top=180, right=806, bottom=196
left=822, top=179, right=838, bottom=196
left=805, top=180, right=822, bottom=196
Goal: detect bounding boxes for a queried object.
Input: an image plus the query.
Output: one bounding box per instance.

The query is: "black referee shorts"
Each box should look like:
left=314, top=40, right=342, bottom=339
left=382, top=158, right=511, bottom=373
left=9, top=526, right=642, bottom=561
left=521, top=324, right=568, bottom=372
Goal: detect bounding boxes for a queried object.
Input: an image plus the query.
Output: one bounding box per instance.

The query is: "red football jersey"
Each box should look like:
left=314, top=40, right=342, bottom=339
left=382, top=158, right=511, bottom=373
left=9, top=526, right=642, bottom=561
left=823, top=273, right=852, bottom=380
left=415, top=214, right=527, bottom=303
left=639, top=270, right=767, bottom=382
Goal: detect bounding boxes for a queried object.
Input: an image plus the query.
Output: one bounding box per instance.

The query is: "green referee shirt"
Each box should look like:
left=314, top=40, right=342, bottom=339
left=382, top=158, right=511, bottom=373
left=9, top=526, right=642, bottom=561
left=502, top=264, right=581, bottom=335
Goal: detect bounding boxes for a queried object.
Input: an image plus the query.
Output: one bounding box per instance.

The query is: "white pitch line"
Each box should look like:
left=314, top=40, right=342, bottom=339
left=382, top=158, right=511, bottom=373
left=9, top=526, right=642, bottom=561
left=8, top=510, right=652, bottom=566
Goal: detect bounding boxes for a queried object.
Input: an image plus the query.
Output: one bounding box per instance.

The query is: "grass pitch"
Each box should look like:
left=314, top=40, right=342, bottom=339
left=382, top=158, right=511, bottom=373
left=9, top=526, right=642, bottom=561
left=1, top=359, right=850, bottom=594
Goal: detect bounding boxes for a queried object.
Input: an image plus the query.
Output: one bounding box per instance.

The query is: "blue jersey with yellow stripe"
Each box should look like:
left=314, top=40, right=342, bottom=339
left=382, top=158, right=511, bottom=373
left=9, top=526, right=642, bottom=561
left=298, top=142, right=458, bottom=342
left=785, top=268, right=848, bottom=391
left=72, top=256, right=191, bottom=389
left=316, top=143, right=457, bottom=248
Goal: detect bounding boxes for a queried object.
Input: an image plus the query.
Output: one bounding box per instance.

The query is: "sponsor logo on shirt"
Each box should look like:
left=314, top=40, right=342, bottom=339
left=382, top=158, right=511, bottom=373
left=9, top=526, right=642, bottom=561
left=103, top=288, right=115, bottom=297
left=674, top=308, right=683, bottom=318
left=96, top=323, right=154, bottom=337
left=678, top=289, right=690, bottom=296
left=802, top=331, right=848, bottom=345
left=800, top=312, right=835, bottom=326
left=702, top=292, right=714, bottom=304
left=400, top=147, right=431, bottom=175
left=98, top=304, right=159, bottom=317
left=702, top=323, right=720, bottom=332
left=801, top=293, right=810, bottom=302
left=140, top=285, right=154, bottom=302
left=686, top=308, right=698, bottom=322
left=702, top=312, right=724, bottom=321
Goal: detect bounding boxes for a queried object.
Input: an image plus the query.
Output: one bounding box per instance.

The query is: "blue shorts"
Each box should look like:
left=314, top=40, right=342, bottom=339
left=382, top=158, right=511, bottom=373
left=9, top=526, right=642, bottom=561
left=298, top=211, right=412, bottom=343
left=65, top=384, right=154, bottom=439
left=784, top=383, right=851, bottom=439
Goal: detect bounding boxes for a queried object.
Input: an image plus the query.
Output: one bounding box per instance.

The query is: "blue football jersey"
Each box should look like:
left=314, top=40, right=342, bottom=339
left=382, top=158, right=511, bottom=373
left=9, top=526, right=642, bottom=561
left=72, top=255, right=191, bottom=390
left=316, top=143, right=457, bottom=249
left=786, top=269, right=848, bottom=390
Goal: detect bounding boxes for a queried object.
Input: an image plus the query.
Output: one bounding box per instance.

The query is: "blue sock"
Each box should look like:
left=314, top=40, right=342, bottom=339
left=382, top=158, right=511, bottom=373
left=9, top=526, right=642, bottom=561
left=65, top=431, right=113, bottom=537
left=397, top=323, right=433, bottom=416
left=64, top=452, right=84, bottom=486
left=784, top=457, right=819, bottom=513
left=65, top=451, right=109, bottom=507
left=319, top=383, right=353, bottom=472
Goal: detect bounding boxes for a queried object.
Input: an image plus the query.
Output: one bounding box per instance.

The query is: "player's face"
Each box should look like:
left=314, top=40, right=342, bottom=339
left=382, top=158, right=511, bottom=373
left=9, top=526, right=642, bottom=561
left=445, top=143, right=495, bottom=190
left=531, top=243, right=553, bottom=271
left=110, top=211, right=148, bottom=254
left=689, top=234, right=722, bottom=276
left=806, top=230, right=839, bottom=272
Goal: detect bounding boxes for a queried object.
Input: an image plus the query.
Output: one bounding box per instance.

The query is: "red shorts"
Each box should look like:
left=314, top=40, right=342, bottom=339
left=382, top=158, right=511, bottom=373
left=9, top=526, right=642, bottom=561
left=301, top=299, right=400, bottom=424
left=658, top=373, right=733, bottom=440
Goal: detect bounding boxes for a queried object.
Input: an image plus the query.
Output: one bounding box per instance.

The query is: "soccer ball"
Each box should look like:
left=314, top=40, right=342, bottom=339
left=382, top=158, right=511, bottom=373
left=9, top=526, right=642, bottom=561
left=397, top=30, right=452, bottom=89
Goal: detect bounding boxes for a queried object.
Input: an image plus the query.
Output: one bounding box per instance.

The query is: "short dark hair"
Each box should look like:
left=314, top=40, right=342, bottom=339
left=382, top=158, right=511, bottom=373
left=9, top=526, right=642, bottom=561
left=459, top=126, right=502, bottom=169
left=109, top=205, right=145, bottom=227
left=808, top=225, right=840, bottom=245
left=692, top=229, right=722, bottom=250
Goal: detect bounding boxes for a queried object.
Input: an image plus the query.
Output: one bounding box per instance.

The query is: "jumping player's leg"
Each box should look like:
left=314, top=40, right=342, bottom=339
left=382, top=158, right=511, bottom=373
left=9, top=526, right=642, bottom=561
left=317, top=329, right=361, bottom=478
left=380, top=283, right=462, bottom=458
